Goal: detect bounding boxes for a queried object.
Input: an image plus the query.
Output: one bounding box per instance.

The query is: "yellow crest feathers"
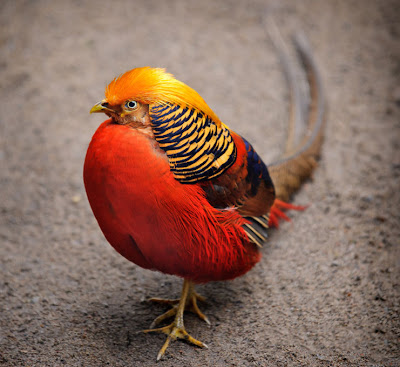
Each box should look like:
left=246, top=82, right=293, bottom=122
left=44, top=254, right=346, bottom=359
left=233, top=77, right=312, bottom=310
left=105, top=67, right=223, bottom=126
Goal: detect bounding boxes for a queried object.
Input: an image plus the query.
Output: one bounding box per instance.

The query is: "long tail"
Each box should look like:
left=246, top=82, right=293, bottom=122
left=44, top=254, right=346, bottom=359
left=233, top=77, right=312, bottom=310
left=268, top=33, right=326, bottom=202
left=243, top=31, right=326, bottom=239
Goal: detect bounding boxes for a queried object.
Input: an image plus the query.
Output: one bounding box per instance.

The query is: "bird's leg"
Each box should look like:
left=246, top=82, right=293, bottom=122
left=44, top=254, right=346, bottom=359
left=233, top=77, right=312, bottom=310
left=187, top=283, right=209, bottom=325
left=148, top=281, right=209, bottom=327
left=143, top=279, right=208, bottom=361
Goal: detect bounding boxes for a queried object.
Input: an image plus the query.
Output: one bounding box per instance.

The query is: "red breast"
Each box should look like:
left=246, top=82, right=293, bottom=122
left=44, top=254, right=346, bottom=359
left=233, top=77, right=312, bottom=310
left=84, top=120, right=261, bottom=283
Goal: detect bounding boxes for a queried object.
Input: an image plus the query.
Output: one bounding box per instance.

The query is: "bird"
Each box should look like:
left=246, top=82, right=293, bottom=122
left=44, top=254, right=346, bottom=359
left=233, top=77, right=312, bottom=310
left=84, top=35, right=325, bottom=360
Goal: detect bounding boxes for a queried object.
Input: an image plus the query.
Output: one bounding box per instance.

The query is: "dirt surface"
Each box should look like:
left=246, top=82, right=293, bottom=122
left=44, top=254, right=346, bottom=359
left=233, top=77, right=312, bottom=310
left=1, top=0, right=399, bottom=366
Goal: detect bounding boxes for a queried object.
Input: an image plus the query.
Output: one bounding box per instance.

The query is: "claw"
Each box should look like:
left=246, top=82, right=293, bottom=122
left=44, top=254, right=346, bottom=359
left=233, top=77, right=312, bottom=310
left=149, top=306, right=177, bottom=328
left=143, top=280, right=209, bottom=360
left=148, top=288, right=209, bottom=328
left=148, top=297, right=180, bottom=305
left=189, top=294, right=210, bottom=325
left=143, top=323, right=208, bottom=361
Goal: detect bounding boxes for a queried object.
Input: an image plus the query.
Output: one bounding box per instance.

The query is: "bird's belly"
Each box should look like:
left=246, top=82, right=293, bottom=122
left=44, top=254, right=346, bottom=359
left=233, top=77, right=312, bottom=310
left=84, top=121, right=260, bottom=282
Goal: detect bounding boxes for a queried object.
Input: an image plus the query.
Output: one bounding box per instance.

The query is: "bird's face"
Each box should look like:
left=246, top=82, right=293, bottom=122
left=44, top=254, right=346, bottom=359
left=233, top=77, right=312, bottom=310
left=90, top=98, right=151, bottom=128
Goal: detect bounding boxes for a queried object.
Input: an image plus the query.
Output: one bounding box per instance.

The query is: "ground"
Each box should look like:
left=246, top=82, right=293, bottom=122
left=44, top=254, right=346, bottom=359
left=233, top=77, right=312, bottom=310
left=1, top=0, right=399, bottom=366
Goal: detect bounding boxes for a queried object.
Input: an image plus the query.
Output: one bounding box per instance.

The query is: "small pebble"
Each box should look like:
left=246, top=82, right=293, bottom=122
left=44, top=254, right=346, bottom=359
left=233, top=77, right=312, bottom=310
left=71, top=194, right=82, bottom=203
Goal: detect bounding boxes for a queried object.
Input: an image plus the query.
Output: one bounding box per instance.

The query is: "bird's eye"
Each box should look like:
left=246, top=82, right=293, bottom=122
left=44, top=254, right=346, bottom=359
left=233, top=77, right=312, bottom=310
left=125, top=100, right=138, bottom=110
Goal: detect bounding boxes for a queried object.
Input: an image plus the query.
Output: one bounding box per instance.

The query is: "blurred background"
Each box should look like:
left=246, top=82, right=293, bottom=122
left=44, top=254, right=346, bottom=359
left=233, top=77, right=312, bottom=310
left=1, top=1, right=399, bottom=366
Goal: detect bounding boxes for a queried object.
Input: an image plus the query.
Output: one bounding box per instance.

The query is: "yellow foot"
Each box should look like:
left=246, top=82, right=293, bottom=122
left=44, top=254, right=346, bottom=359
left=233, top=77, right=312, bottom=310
left=143, top=321, right=208, bottom=361
left=142, top=280, right=209, bottom=361
left=148, top=289, right=210, bottom=328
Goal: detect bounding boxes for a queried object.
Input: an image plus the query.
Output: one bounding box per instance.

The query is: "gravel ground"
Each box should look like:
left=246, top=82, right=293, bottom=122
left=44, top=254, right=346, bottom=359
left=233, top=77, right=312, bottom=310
left=1, top=0, right=399, bottom=366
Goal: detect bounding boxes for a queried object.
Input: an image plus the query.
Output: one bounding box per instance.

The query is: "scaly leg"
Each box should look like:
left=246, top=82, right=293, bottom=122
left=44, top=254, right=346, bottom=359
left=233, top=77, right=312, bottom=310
left=143, top=279, right=209, bottom=361
left=148, top=282, right=210, bottom=327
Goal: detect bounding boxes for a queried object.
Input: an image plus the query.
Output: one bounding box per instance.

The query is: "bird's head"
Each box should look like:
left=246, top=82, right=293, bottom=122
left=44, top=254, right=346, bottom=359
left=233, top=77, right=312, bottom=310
left=90, top=67, right=223, bottom=128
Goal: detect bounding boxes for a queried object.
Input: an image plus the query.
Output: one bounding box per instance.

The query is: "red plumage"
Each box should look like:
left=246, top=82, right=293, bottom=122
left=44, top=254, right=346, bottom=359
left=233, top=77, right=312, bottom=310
left=84, top=62, right=321, bottom=360
left=84, top=34, right=325, bottom=360
left=84, top=119, right=261, bottom=283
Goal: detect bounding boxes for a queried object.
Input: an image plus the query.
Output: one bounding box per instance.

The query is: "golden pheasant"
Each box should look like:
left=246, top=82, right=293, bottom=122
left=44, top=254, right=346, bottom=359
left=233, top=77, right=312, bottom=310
left=84, top=35, right=325, bottom=360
